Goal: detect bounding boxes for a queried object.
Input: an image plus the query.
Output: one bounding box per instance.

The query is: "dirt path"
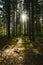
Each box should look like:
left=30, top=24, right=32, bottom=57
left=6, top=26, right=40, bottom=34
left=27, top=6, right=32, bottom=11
left=0, top=37, right=43, bottom=65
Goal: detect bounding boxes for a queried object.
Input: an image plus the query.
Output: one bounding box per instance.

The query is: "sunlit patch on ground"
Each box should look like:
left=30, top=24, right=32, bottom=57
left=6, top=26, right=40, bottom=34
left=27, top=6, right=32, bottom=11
left=32, top=49, right=40, bottom=54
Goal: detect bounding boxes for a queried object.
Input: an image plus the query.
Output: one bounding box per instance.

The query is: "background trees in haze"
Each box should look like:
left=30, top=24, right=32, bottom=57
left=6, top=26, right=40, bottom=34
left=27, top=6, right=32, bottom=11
left=0, top=0, right=43, bottom=41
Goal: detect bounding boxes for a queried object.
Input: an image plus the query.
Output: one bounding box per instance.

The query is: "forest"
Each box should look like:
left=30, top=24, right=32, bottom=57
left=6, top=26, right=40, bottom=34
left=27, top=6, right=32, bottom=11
left=0, top=0, right=43, bottom=65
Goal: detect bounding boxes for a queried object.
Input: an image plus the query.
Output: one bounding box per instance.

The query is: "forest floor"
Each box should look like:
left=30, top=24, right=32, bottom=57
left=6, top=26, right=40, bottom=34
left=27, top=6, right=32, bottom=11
left=0, top=36, right=43, bottom=65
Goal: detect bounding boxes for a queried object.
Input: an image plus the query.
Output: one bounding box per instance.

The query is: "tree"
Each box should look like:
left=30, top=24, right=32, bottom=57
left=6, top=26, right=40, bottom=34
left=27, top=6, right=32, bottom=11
left=4, top=0, right=10, bottom=37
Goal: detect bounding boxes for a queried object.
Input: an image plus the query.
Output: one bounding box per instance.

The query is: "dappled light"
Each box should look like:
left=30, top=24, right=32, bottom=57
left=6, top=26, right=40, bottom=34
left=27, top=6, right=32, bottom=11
left=0, top=37, right=43, bottom=65
left=0, top=0, right=43, bottom=65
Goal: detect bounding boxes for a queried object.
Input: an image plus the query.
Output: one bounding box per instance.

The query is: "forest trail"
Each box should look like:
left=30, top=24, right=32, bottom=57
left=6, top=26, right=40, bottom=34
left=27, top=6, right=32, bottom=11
left=0, top=37, right=43, bottom=65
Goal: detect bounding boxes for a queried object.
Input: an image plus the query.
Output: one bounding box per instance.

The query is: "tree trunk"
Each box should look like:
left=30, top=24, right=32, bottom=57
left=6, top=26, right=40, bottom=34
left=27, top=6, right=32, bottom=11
left=5, top=0, right=10, bottom=37
left=31, top=1, right=35, bottom=41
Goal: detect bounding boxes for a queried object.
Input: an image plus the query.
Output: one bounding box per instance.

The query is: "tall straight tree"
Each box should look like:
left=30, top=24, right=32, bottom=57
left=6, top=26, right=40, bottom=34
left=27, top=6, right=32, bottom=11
left=11, top=0, right=16, bottom=36
left=24, top=0, right=30, bottom=36
left=5, top=0, right=10, bottom=37
left=31, top=0, right=35, bottom=41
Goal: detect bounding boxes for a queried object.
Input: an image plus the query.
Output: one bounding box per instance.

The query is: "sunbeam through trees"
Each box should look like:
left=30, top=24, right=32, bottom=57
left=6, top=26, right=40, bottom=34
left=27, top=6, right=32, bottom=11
left=0, top=0, right=43, bottom=65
